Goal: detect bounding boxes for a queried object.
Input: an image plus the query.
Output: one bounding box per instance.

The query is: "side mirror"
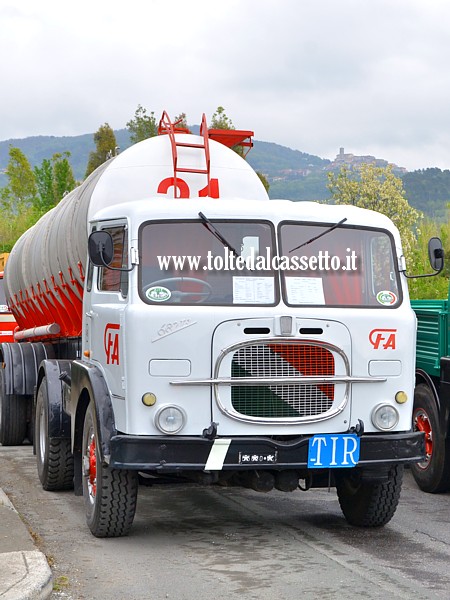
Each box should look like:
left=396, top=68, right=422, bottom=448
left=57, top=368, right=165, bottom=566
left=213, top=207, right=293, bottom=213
left=428, top=237, right=444, bottom=273
left=403, top=236, right=444, bottom=279
left=88, top=231, right=114, bottom=267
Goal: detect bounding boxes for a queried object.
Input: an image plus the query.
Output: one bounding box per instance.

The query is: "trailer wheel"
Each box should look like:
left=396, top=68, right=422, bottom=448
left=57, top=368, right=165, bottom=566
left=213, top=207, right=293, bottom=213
left=0, top=368, right=27, bottom=445
left=82, top=401, right=138, bottom=538
left=411, top=383, right=450, bottom=493
left=335, top=465, right=403, bottom=527
left=35, top=377, right=74, bottom=490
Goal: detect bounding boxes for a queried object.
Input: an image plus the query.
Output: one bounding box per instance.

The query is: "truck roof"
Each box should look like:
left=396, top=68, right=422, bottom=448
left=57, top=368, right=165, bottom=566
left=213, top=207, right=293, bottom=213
left=90, top=197, right=402, bottom=242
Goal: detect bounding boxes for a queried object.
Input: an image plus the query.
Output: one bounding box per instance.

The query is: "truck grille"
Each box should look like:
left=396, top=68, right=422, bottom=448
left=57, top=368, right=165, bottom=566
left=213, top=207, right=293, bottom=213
left=231, top=342, right=335, bottom=418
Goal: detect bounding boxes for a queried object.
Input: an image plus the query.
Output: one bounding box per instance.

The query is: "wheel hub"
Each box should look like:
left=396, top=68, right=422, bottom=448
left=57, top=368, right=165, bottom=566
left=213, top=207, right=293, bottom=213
left=414, top=408, right=433, bottom=469
left=83, top=434, right=97, bottom=498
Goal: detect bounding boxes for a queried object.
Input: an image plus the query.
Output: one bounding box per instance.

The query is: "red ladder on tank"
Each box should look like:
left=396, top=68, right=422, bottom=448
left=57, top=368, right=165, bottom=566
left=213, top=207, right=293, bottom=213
left=158, top=111, right=214, bottom=198
left=158, top=112, right=254, bottom=199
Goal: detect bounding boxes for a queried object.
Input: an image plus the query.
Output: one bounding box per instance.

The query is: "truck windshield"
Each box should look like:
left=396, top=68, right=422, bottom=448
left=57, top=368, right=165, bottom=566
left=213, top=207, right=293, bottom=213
left=139, top=220, right=277, bottom=306
left=279, top=222, right=401, bottom=307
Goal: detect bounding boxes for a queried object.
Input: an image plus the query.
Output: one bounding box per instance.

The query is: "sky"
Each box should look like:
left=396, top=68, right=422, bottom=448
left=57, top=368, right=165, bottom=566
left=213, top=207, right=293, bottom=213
left=1, top=0, right=450, bottom=172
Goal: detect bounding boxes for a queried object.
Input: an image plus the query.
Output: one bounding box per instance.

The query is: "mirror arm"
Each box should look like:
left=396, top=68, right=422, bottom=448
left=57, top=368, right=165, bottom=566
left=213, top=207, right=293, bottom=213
left=97, top=245, right=135, bottom=272
left=401, top=244, right=444, bottom=279
left=402, top=266, right=443, bottom=279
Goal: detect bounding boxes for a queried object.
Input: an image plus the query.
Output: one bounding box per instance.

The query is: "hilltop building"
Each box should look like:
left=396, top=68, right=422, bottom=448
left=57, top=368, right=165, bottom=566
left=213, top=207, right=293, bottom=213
left=329, top=147, right=407, bottom=174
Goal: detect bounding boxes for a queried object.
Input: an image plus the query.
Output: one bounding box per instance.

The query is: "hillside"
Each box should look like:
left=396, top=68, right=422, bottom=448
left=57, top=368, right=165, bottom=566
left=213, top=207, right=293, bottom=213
left=0, top=129, right=133, bottom=184
left=1, top=130, right=449, bottom=219
left=402, top=168, right=450, bottom=220
left=0, top=130, right=329, bottom=184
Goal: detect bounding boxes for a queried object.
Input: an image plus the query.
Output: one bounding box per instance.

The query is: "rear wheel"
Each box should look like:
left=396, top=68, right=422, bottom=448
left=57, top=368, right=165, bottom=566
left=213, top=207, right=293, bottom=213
left=411, top=383, right=450, bottom=493
left=0, top=367, right=27, bottom=445
left=35, top=377, right=74, bottom=491
left=0, top=395, right=27, bottom=446
left=82, top=401, right=138, bottom=537
left=336, top=465, right=403, bottom=527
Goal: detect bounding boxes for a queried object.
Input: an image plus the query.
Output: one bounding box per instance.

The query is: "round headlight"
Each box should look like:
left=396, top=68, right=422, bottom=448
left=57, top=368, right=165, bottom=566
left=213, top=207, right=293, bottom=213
left=155, top=405, right=186, bottom=434
left=371, top=403, right=399, bottom=431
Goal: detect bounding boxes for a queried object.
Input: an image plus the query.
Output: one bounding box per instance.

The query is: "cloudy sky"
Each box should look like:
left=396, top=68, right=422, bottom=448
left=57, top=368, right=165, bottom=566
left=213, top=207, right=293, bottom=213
left=1, top=0, right=450, bottom=171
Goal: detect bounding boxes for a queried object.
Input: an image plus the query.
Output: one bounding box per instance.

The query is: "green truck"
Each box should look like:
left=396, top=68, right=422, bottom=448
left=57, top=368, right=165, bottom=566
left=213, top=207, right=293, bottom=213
left=412, top=296, right=450, bottom=492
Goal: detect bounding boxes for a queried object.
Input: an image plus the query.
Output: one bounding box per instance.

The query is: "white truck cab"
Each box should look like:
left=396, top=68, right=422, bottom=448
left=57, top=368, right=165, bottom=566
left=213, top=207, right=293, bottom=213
left=84, top=193, right=420, bottom=533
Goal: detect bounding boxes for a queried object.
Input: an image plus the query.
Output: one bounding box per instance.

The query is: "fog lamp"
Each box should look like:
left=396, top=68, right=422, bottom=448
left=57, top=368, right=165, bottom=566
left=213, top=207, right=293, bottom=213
left=142, top=392, right=157, bottom=407
left=155, top=405, right=186, bottom=434
left=395, top=391, right=408, bottom=404
left=371, top=403, right=399, bottom=431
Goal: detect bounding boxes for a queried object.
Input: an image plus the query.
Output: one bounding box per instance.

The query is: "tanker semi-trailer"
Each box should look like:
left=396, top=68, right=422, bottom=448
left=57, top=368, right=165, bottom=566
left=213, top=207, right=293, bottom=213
left=0, top=112, right=433, bottom=537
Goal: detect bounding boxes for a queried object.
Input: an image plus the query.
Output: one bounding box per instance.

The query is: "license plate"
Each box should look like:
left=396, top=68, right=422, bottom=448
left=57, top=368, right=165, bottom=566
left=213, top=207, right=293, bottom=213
left=308, top=434, right=360, bottom=468
left=238, top=451, right=278, bottom=465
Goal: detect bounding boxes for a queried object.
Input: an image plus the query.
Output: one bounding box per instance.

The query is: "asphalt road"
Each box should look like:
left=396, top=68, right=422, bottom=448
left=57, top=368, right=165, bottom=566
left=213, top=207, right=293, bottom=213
left=0, top=444, right=449, bottom=600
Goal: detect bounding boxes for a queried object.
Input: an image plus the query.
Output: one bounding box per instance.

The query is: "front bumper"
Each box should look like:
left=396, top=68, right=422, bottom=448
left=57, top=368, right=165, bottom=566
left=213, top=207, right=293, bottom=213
left=109, top=431, right=425, bottom=472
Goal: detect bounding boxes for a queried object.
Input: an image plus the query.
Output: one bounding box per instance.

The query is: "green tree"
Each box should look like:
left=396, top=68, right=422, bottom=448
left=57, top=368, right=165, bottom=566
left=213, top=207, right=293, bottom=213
left=1, top=146, right=37, bottom=214
left=0, top=208, right=37, bottom=252
left=0, top=147, right=77, bottom=251
left=52, top=152, right=76, bottom=201
left=33, top=158, right=54, bottom=214
left=34, top=152, right=76, bottom=214
left=211, top=106, right=235, bottom=130
left=126, top=104, right=158, bottom=144
left=85, top=123, right=117, bottom=178
left=327, top=164, right=421, bottom=256
left=0, top=147, right=38, bottom=251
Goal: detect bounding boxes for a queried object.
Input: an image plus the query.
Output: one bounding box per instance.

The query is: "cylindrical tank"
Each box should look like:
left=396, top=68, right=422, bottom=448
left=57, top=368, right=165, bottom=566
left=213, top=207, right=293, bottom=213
left=5, top=162, right=110, bottom=336
left=4, top=133, right=268, bottom=338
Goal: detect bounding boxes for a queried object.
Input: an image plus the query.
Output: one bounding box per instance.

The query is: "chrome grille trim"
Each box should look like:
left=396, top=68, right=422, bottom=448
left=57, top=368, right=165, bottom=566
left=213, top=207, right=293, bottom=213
left=170, top=376, right=385, bottom=386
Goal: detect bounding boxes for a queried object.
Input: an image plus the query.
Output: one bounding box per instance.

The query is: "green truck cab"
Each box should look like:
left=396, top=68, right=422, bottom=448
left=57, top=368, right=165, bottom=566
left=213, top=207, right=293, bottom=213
left=412, top=295, right=450, bottom=492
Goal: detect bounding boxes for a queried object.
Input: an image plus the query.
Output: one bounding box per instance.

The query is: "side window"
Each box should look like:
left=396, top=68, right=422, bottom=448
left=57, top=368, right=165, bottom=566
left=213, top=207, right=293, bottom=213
left=371, top=235, right=397, bottom=296
left=98, top=226, right=129, bottom=297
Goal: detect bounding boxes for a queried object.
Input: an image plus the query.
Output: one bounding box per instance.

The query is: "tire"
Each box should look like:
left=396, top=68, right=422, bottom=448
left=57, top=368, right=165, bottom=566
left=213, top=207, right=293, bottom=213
left=35, top=378, right=74, bottom=491
left=82, top=401, right=138, bottom=538
left=0, top=366, right=27, bottom=445
left=410, top=383, right=450, bottom=493
left=336, top=465, right=403, bottom=527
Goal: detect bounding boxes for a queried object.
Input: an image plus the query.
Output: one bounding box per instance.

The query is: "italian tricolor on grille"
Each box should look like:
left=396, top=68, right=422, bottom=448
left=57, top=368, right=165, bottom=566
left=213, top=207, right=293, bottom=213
left=231, top=343, right=335, bottom=418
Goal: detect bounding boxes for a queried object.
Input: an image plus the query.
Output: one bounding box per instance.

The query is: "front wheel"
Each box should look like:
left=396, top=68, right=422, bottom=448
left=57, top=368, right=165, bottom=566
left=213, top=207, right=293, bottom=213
left=336, top=465, right=403, bottom=527
left=411, top=383, right=450, bottom=493
left=82, top=401, right=138, bottom=537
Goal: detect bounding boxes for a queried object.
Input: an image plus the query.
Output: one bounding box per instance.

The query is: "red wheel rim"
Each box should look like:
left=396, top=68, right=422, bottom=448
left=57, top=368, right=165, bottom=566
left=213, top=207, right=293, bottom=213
left=88, top=435, right=97, bottom=497
left=414, top=408, right=432, bottom=469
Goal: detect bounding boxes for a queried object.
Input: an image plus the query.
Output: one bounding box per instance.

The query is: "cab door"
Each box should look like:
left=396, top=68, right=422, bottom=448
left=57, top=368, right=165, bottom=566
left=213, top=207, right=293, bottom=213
left=84, top=223, right=130, bottom=402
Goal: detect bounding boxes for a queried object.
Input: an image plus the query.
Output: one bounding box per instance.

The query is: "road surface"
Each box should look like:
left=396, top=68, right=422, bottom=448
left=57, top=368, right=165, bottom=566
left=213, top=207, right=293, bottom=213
left=0, top=444, right=449, bottom=600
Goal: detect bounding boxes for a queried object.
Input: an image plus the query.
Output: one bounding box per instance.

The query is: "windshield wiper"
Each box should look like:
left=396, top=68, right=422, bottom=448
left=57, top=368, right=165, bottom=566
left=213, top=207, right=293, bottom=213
left=289, top=218, right=347, bottom=253
left=198, top=212, right=240, bottom=257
